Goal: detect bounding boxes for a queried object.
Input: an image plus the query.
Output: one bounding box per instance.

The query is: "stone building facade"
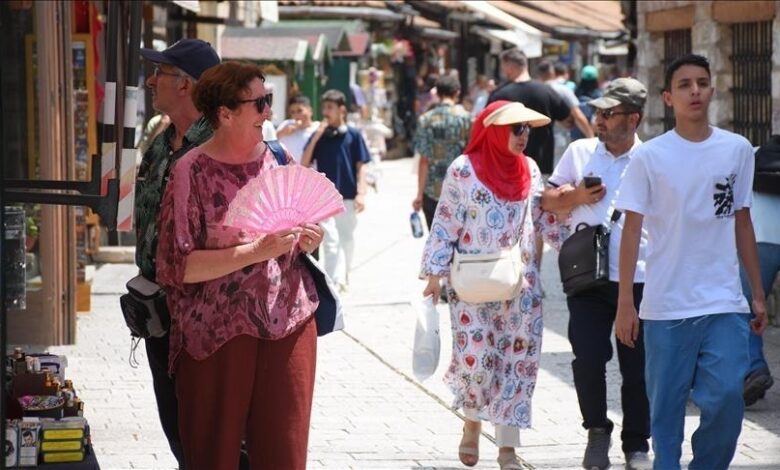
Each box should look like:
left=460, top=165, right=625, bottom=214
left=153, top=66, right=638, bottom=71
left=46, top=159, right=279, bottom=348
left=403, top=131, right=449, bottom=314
left=636, top=0, right=780, bottom=144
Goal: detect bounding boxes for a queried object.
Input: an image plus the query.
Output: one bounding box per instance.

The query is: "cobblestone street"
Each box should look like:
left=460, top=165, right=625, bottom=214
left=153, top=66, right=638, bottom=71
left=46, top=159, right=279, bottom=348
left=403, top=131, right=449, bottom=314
left=49, top=158, right=780, bottom=469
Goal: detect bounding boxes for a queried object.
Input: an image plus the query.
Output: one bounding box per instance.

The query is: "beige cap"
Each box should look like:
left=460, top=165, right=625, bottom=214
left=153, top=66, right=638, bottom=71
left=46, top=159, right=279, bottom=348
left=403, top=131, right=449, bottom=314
left=589, top=77, right=647, bottom=109
left=483, top=102, right=551, bottom=128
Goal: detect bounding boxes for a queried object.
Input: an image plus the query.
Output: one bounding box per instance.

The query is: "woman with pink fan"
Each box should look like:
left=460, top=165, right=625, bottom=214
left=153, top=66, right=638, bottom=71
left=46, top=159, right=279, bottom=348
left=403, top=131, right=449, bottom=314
left=155, top=61, right=329, bottom=470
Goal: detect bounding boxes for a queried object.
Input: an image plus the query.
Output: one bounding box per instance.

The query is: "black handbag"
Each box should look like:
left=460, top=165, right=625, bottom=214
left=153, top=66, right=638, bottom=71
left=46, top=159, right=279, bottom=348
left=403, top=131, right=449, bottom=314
left=558, top=211, right=621, bottom=296
left=119, top=274, right=170, bottom=338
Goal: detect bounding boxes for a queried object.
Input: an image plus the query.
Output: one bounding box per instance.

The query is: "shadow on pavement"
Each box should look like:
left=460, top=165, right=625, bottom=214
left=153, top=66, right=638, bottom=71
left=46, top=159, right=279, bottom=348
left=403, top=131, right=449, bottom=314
left=538, top=250, right=780, bottom=439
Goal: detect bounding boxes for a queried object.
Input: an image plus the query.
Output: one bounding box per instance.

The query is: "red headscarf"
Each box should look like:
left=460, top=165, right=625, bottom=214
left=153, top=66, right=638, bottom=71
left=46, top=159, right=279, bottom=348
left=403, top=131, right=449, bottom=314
left=464, top=100, right=531, bottom=201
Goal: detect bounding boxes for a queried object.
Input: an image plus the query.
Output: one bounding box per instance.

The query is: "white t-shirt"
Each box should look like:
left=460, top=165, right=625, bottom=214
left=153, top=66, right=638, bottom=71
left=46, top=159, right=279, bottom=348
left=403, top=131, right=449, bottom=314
left=276, top=120, right=320, bottom=163
left=615, top=127, right=754, bottom=320
left=546, top=79, right=579, bottom=107
left=549, top=136, right=648, bottom=282
left=262, top=121, right=277, bottom=141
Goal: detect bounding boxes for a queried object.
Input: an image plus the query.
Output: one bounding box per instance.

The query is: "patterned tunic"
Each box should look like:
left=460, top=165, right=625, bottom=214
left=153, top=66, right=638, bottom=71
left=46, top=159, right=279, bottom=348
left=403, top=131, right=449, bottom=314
left=156, top=147, right=319, bottom=374
left=420, top=155, right=563, bottom=428
left=414, top=103, right=473, bottom=200
left=135, top=116, right=212, bottom=281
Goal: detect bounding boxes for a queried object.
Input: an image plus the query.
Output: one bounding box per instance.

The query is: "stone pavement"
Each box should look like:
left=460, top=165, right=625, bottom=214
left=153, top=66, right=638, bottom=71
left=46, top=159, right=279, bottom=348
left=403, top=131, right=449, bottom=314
left=43, top=158, right=779, bottom=469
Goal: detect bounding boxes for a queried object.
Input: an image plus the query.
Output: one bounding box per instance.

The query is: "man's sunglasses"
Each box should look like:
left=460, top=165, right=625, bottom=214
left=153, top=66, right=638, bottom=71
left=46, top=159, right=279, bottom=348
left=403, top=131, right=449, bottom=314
left=511, top=123, right=530, bottom=136
left=595, top=108, right=633, bottom=119
left=239, top=93, right=273, bottom=113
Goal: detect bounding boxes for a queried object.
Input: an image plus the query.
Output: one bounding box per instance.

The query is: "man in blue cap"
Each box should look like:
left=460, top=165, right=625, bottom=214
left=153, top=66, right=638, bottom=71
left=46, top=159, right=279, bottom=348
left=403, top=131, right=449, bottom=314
left=133, top=38, right=219, bottom=469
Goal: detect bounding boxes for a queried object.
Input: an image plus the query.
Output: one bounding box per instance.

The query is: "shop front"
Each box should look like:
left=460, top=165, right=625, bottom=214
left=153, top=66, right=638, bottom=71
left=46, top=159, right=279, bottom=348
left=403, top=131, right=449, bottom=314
left=1, top=0, right=99, bottom=346
left=1, top=1, right=123, bottom=466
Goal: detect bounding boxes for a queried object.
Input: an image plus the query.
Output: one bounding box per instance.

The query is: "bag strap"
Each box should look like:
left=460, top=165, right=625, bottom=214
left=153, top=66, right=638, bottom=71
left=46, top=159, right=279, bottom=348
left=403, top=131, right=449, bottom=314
left=610, top=209, right=622, bottom=224
left=265, top=140, right=287, bottom=166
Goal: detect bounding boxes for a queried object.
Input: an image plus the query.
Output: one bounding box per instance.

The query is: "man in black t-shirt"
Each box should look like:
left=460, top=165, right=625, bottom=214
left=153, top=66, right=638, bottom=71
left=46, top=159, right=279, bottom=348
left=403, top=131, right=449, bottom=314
left=488, top=49, right=593, bottom=174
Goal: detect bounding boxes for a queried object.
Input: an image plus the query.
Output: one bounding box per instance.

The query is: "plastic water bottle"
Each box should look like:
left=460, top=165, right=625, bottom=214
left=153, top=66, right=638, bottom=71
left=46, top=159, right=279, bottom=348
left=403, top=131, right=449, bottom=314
left=410, top=212, right=424, bottom=238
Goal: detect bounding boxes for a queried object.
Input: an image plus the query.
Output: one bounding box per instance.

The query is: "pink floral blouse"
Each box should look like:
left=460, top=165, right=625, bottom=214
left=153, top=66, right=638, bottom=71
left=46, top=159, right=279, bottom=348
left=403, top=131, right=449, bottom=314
left=156, top=147, right=319, bottom=374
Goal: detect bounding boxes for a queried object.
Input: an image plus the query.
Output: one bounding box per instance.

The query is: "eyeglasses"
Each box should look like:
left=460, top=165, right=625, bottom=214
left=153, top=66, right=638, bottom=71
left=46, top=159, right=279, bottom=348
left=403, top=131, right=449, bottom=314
left=511, top=123, right=530, bottom=136
left=594, top=108, right=634, bottom=120
left=239, top=93, right=273, bottom=113
left=152, top=65, right=183, bottom=79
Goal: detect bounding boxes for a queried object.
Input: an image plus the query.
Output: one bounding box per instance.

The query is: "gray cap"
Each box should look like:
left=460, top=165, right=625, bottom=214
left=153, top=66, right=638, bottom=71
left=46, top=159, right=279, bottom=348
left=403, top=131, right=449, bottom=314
left=589, top=77, right=647, bottom=109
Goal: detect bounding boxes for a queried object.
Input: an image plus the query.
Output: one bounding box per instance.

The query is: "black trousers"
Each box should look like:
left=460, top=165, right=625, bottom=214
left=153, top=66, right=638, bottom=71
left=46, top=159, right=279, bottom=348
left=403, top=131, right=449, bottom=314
left=422, top=193, right=438, bottom=231
left=145, top=334, right=185, bottom=468
left=566, top=281, right=650, bottom=453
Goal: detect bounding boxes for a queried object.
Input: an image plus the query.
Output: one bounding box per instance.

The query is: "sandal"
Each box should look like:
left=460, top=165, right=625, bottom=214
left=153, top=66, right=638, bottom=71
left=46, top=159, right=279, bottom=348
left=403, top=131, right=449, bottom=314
left=497, top=451, right=524, bottom=470
left=459, top=422, right=481, bottom=467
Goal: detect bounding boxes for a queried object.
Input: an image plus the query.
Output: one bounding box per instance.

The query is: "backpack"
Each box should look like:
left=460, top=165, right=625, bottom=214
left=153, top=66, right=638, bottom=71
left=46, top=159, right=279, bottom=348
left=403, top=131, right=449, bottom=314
left=754, top=135, right=780, bottom=195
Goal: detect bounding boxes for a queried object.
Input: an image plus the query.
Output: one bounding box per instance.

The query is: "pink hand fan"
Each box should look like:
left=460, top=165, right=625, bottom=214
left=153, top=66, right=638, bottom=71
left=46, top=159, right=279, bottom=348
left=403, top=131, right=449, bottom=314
left=224, top=165, right=345, bottom=232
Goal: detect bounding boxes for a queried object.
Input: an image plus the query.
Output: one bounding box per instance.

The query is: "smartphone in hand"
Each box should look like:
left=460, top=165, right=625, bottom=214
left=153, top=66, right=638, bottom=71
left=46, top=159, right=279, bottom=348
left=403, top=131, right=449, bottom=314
left=584, top=176, right=602, bottom=188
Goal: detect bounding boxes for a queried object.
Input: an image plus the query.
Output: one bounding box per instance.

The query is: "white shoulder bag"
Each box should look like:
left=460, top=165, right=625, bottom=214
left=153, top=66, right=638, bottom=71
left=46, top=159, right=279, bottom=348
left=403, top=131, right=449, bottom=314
left=449, top=198, right=530, bottom=304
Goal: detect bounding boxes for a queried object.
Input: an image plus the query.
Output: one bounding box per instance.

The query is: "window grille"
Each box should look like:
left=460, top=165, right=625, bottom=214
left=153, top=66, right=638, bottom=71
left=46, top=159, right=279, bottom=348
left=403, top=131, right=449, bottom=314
left=663, top=29, right=692, bottom=132
left=732, top=21, right=772, bottom=147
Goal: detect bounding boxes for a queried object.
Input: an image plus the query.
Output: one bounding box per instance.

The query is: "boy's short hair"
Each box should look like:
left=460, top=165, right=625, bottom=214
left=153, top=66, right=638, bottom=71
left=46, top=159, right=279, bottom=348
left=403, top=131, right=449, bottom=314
left=500, top=48, right=527, bottom=69
left=536, top=60, right=553, bottom=77
left=288, top=95, right=311, bottom=108
left=664, top=54, right=711, bottom=91
left=321, top=89, right=346, bottom=108
left=554, top=62, right=568, bottom=76
left=435, top=75, right=461, bottom=98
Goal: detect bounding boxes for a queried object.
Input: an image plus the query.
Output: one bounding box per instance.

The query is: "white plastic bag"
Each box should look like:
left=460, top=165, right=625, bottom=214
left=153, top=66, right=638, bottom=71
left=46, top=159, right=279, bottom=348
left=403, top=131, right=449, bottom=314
left=412, top=296, right=441, bottom=381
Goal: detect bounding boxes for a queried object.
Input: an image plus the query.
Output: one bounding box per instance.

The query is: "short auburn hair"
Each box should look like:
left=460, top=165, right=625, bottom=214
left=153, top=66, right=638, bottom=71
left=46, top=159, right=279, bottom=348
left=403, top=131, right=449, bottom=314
left=192, top=61, right=265, bottom=128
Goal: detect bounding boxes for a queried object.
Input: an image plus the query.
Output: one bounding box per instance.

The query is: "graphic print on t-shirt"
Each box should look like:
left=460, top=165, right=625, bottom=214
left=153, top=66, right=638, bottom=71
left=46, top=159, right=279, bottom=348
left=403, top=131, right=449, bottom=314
left=713, top=173, right=736, bottom=218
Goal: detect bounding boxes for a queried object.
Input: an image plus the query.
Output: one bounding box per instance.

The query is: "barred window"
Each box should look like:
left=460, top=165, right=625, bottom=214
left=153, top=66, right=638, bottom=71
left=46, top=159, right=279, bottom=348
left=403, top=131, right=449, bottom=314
left=663, top=29, right=692, bottom=132
left=732, top=21, right=772, bottom=147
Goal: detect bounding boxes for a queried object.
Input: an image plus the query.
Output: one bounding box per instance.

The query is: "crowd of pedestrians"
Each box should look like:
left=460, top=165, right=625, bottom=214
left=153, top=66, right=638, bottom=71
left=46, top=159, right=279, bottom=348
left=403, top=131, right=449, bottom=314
left=417, top=52, right=775, bottom=470
left=130, top=36, right=776, bottom=470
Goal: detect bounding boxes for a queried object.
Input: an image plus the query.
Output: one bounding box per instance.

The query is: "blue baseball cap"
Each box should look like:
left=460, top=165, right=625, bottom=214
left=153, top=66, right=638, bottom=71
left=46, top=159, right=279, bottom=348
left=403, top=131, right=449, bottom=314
left=140, top=39, right=220, bottom=80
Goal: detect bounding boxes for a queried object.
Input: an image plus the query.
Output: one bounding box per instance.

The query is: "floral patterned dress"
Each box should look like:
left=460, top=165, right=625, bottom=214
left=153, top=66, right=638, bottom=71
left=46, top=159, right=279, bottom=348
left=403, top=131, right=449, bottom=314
left=420, top=154, right=563, bottom=428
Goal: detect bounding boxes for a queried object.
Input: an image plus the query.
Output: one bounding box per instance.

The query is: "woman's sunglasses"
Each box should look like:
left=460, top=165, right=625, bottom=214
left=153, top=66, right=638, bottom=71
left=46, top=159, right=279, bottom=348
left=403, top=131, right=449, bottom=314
left=511, top=123, right=530, bottom=136
left=239, top=93, right=273, bottom=113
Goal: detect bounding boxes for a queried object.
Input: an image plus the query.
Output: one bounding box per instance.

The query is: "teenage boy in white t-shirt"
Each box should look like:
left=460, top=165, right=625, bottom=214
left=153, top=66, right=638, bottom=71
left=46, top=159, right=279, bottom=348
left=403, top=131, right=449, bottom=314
left=276, top=95, right=320, bottom=163
left=614, top=54, right=768, bottom=470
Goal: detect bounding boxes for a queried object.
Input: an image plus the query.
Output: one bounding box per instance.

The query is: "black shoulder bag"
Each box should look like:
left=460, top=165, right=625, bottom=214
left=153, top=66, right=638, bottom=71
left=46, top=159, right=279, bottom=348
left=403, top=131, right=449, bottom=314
left=754, top=135, right=780, bottom=195
left=119, top=274, right=170, bottom=338
left=558, top=210, right=621, bottom=297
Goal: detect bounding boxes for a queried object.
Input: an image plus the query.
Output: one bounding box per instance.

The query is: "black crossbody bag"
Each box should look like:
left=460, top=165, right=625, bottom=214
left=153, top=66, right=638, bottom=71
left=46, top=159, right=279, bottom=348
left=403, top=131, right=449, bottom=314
left=558, top=210, right=621, bottom=296
left=119, top=274, right=170, bottom=338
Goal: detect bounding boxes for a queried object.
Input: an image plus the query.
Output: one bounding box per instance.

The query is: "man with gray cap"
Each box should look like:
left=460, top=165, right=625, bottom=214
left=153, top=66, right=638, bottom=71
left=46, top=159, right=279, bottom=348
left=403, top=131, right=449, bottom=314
left=133, top=38, right=219, bottom=468
left=541, top=78, right=652, bottom=470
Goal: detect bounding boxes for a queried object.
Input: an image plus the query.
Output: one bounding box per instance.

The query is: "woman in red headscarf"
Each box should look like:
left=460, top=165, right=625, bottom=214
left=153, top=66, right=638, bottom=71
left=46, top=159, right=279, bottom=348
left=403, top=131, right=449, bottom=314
left=420, top=100, right=564, bottom=469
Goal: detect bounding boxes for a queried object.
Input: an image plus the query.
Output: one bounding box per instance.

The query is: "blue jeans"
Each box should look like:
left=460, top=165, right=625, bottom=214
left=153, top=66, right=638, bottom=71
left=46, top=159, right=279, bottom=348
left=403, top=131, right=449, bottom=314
left=644, top=313, right=750, bottom=470
left=739, top=241, right=780, bottom=373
